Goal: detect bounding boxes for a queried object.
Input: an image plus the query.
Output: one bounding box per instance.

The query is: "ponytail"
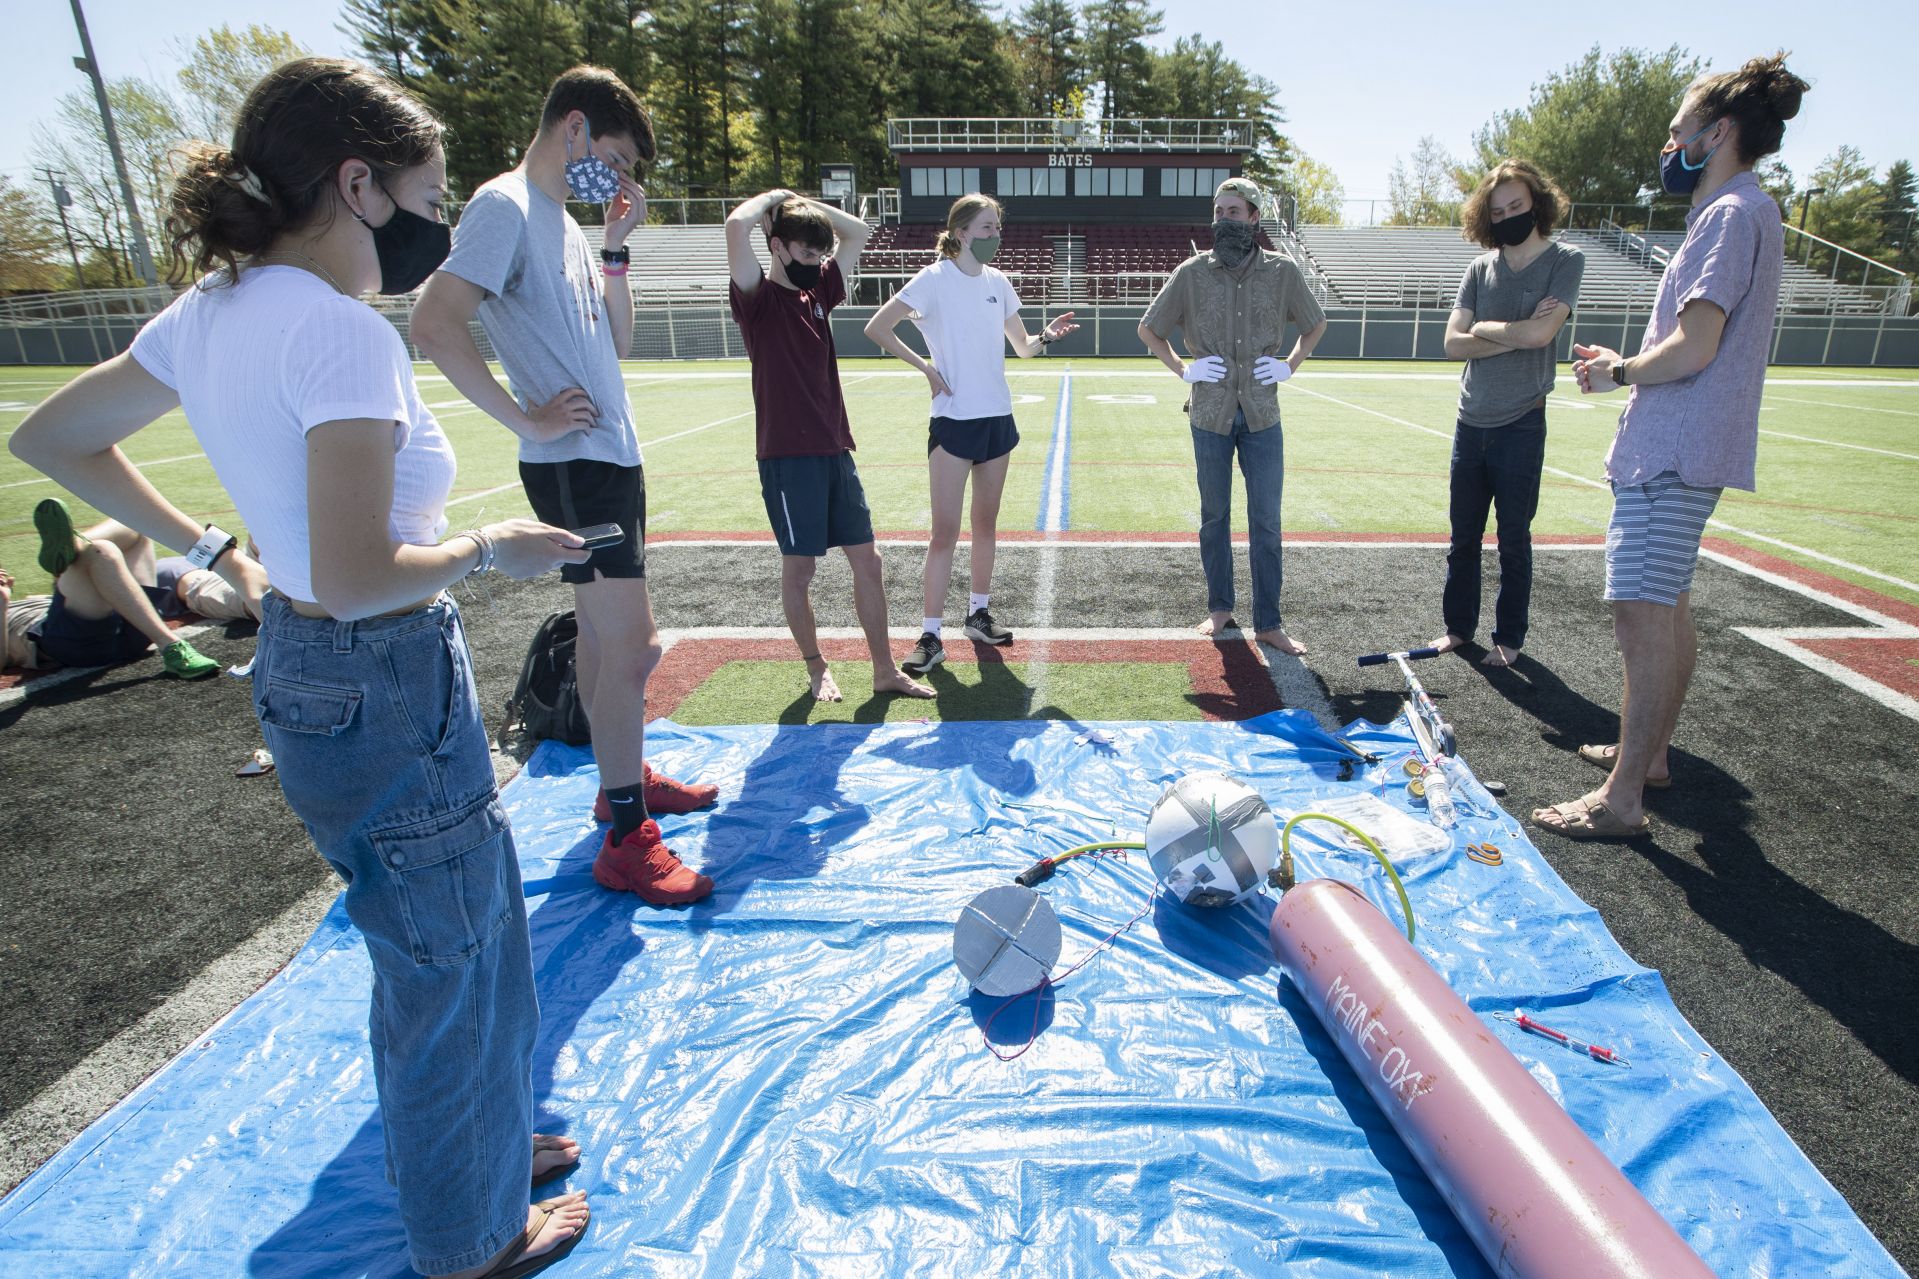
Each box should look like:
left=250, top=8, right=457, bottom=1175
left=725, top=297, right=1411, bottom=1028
left=166, top=143, right=287, bottom=285
left=1690, top=52, right=1810, bottom=164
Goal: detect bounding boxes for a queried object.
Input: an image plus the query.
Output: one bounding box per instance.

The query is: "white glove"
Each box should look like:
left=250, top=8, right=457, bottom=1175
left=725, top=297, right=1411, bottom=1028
left=1253, top=356, right=1293, bottom=386
left=1182, top=355, right=1228, bottom=384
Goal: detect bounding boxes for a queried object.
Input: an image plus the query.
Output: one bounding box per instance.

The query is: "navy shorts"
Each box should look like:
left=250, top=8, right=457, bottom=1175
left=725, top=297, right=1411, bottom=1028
left=927, top=414, right=1020, bottom=463
left=32, top=586, right=167, bottom=668
left=520, top=459, right=646, bottom=584
left=758, top=452, right=875, bottom=557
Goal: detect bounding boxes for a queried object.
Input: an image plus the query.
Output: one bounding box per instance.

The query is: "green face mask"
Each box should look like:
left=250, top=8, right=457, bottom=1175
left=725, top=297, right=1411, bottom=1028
left=968, top=235, right=1001, bottom=264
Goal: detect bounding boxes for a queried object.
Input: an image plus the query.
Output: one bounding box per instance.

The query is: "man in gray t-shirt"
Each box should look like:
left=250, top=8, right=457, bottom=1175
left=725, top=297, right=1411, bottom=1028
left=1432, top=160, right=1584, bottom=667
left=412, top=66, right=716, bottom=905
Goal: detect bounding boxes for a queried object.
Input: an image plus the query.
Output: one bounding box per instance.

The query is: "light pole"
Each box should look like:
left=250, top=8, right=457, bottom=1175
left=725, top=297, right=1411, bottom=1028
left=68, top=0, right=157, bottom=286
left=1797, top=185, right=1826, bottom=235
left=37, top=167, right=88, bottom=287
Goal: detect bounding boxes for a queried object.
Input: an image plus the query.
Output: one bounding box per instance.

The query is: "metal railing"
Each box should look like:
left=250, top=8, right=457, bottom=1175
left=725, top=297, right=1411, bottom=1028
left=886, top=117, right=1254, bottom=153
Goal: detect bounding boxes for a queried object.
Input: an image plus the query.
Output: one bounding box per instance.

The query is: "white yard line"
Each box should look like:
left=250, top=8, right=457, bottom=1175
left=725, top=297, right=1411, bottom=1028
left=0, top=454, right=203, bottom=490
left=1767, top=392, right=1919, bottom=416
left=1756, top=429, right=1919, bottom=461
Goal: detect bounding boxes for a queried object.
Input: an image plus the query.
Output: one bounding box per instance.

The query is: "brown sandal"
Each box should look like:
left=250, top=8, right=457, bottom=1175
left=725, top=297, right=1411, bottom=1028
left=1576, top=743, right=1671, bottom=789
left=1531, top=794, right=1650, bottom=841
left=467, top=1196, right=591, bottom=1279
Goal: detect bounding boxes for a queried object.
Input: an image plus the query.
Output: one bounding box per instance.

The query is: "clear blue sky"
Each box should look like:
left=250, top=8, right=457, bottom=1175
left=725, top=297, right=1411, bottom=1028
left=5, top=0, right=1914, bottom=217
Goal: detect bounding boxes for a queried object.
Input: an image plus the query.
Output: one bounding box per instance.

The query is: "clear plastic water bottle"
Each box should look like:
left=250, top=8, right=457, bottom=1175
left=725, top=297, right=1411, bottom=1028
left=1423, top=759, right=1459, bottom=829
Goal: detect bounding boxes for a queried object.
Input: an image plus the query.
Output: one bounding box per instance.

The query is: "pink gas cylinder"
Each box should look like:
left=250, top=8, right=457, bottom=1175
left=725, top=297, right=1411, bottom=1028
left=1270, top=877, right=1715, bottom=1278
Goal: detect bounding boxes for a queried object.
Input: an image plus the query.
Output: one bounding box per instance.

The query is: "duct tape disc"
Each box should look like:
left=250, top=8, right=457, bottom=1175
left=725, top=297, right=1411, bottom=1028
left=953, top=884, right=1062, bottom=997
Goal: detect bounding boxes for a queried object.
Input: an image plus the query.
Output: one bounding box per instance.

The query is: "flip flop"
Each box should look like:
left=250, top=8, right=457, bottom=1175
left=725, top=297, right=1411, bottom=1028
left=1530, top=794, right=1650, bottom=841
left=530, top=1133, right=579, bottom=1188
left=472, top=1196, right=591, bottom=1279
left=1576, top=743, right=1671, bottom=789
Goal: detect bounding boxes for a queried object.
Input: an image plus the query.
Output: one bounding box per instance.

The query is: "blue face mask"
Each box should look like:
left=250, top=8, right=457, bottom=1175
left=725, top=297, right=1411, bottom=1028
left=564, top=116, right=623, bottom=203
left=1659, top=122, right=1720, bottom=195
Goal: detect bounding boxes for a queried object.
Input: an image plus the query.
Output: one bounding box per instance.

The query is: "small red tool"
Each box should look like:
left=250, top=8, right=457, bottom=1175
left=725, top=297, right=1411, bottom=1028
left=1495, top=1008, right=1631, bottom=1066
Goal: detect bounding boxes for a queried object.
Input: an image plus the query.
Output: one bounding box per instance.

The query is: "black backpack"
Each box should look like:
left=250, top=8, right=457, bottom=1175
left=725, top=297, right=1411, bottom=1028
left=503, top=610, right=592, bottom=745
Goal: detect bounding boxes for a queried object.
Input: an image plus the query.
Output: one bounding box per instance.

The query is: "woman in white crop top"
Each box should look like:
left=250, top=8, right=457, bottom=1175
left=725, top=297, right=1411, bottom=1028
left=11, top=59, right=592, bottom=1279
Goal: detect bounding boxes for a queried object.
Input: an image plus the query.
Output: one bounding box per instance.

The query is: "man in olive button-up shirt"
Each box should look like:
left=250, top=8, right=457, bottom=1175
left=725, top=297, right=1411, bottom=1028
left=1138, top=178, right=1328, bottom=655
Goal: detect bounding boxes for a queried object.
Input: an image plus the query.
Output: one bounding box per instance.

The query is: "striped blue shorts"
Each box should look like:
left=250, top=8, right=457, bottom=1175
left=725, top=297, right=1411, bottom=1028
left=1604, top=470, right=1723, bottom=605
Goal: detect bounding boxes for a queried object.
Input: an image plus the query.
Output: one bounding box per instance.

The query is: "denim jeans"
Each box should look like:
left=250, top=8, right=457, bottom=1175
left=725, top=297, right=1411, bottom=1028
left=1442, top=409, right=1547, bottom=650
left=252, top=594, right=537, bottom=1275
left=1192, top=407, right=1286, bottom=633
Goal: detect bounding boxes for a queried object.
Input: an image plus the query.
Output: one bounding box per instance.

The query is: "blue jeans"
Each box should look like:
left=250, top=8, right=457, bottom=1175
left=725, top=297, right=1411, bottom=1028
left=1192, top=408, right=1285, bottom=633
left=1442, top=409, right=1547, bottom=650
left=252, top=594, right=537, bottom=1275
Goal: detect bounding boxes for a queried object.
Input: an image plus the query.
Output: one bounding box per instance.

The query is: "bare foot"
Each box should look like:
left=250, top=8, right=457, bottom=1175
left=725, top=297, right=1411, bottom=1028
left=1195, top=612, right=1236, bottom=637
left=1429, top=633, right=1467, bottom=654
left=874, top=668, right=936, bottom=699
left=437, top=1191, right=589, bottom=1279
left=1481, top=643, right=1518, bottom=667
left=807, top=659, right=843, bottom=702
left=1255, top=627, right=1307, bottom=656
left=532, top=1133, right=579, bottom=1181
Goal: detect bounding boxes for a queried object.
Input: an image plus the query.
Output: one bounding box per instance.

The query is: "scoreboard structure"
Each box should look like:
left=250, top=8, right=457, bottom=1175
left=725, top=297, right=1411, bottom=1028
left=884, top=118, right=1256, bottom=224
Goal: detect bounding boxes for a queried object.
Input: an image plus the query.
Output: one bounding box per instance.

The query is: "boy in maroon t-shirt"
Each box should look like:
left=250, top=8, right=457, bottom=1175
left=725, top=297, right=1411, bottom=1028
left=725, top=190, right=934, bottom=703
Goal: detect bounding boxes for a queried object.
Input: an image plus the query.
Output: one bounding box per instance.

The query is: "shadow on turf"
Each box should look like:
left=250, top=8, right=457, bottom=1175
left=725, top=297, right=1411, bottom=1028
left=245, top=897, right=647, bottom=1279
left=1475, top=651, right=1919, bottom=1089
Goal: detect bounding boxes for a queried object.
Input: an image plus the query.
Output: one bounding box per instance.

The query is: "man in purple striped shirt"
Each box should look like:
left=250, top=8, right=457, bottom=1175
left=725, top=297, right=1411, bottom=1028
left=1533, top=53, right=1810, bottom=840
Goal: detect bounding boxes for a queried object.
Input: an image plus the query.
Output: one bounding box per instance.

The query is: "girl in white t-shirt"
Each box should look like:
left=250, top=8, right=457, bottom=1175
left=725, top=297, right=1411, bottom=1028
left=864, top=194, right=1077, bottom=676
left=10, top=58, right=591, bottom=1279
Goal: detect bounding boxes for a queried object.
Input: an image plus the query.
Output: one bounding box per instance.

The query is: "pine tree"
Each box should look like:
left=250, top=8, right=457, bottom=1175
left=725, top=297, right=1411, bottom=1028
left=1078, top=0, right=1160, bottom=120
left=1005, top=0, right=1082, bottom=117
left=1876, top=159, right=1916, bottom=271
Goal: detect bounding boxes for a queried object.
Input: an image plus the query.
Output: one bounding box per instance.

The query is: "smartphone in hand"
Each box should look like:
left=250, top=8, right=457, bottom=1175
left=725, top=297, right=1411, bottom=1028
left=572, top=523, right=624, bottom=549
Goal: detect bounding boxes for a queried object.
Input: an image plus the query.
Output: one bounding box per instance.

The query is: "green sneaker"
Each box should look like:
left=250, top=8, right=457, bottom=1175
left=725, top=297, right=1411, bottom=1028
left=161, top=639, right=219, bottom=680
left=33, top=497, right=85, bottom=578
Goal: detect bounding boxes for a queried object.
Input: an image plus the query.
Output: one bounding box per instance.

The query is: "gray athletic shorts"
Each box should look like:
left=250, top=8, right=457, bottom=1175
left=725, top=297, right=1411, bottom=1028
left=1604, top=470, right=1722, bottom=606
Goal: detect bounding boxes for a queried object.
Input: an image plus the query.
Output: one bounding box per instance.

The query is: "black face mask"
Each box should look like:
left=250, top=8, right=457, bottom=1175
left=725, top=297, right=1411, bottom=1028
left=1211, top=218, right=1257, bottom=267
left=777, top=244, right=822, bottom=290
left=361, top=184, right=451, bottom=294
left=1490, top=209, right=1535, bottom=248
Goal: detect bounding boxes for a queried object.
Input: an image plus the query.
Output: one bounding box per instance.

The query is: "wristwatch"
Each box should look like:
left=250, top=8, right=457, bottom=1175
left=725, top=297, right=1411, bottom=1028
left=1612, top=359, right=1630, bottom=387
left=599, top=246, right=630, bottom=265
left=187, top=523, right=237, bottom=570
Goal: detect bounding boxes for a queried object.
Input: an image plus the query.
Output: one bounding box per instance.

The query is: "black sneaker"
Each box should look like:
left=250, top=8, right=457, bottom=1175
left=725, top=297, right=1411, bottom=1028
left=902, top=631, right=945, bottom=674
left=964, top=608, right=1012, bottom=646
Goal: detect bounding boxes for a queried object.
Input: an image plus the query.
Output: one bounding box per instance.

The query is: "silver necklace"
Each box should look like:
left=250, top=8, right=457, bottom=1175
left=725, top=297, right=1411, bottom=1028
left=258, top=251, right=347, bottom=295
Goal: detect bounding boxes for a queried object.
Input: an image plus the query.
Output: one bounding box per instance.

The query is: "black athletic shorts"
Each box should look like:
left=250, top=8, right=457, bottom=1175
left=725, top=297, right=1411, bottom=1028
left=31, top=586, right=167, bottom=668
left=927, top=413, right=1020, bottom=463
left=519, top=459, right=646, bottom=583
left=758, top=452, right=875, bottom=558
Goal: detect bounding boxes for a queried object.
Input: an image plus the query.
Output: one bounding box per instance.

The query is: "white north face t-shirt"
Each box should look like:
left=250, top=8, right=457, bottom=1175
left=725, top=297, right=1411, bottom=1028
left=896, top=258, right=1022, bottom=421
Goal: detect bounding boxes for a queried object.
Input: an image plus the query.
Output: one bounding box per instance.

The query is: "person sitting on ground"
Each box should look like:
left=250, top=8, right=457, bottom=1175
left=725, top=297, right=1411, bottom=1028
left=10, top=497, right=257, bottom=678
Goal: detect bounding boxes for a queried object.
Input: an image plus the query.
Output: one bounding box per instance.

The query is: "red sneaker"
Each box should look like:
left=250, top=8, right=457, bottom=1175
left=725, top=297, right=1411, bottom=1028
left=643, top=761, right=720, bottom=815
left=592, top=819, right=713, bottom=905
left=591, top=762, right=719, bottom=823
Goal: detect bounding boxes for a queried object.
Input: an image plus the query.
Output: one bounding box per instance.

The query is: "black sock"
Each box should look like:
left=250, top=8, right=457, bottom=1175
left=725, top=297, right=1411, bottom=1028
left=605, top=782, right=650, bottom=842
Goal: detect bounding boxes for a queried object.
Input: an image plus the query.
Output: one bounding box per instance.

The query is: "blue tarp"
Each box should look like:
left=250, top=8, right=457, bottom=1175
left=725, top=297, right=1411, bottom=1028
left=0, top=712, right=1903, bottom=1277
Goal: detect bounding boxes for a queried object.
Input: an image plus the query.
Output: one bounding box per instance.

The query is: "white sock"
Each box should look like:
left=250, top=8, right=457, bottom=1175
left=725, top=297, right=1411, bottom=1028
left=923, top=617, right=943, bottom=637
left=969, top=593, right=990, bottom=614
